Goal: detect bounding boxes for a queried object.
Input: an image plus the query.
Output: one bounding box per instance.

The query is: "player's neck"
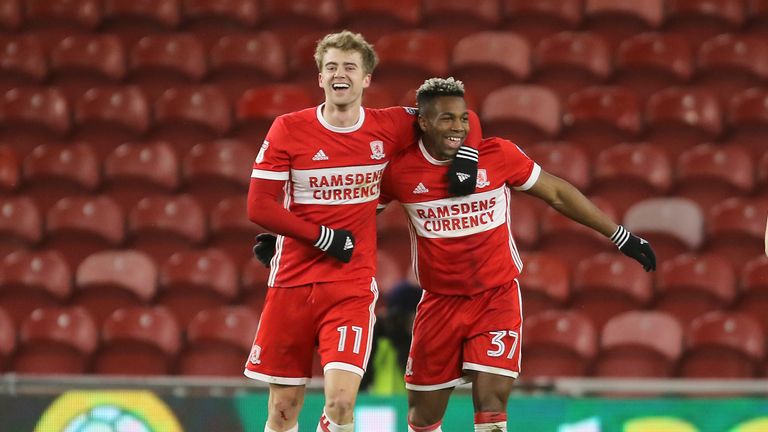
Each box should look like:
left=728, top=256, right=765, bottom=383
left=321, top=102, right=361, bottom=128
left=423, top=138, right=449, bottom=162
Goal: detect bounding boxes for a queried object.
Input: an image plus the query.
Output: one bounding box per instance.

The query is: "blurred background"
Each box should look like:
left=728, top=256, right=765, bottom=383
left=1, top=0, right=768, bottom=431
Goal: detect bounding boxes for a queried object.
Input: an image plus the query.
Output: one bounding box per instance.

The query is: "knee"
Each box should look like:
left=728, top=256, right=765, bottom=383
left=475, top=392, right=508, bottom=414
left=408, top=406, right=443, bottom=428
left=324, top=394, right=355, bottom=422
left=269, top=394, right=302, bottom=424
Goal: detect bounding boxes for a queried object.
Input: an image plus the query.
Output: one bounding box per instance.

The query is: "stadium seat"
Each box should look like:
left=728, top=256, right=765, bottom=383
left=95, top=306, right=181, bottom=375
left=157, top=249, right=239, bottom=327
left=524, top=141, right=590, bottom=191
left=532, top=32, right=612, bottom=101
left=127, top=195, right=206, bottom=265
left=679, top=311, right=764, bottom=378
left=152, top=86, right=231, bottom=154
left=704, top=197, right=768, bottom=272
left=0, top=36, right=47, bottom=92
left=518, top=252, right=571, bottom=318
left=102, top=0, right=181, bottom=48
left=240, top=257, right=270, bottom=314
left=208, top=33, right=286, bottom=102
left=591, top=143, right=673, bottom=219
left=46, top=196, right=125, bottom=269
left=0, top=145, right=18, bottom=193
left=50, top=35, right=127, bottom=101
left=675, top=143, right=754, bottom=214
left=623, top=198, right=704, bottom=263
left=746, top=0, right=768, bottom=35
left=181, top=0, right=260, bottom=48
left=570, top=253, right=654, bottom=331
left=0, top=0, right=21, bottom=32
left=508, top=196, right=540, bottom=252
left=595, top=311, right=683, bottom=378
left=73, top=86, right=151, bottom=157
left=234, top=84, right=314, bottom=143
left=481, top=85, right=561, bottom=146
left=583, top=0, right=664, bottom=49
left=374, top=31, right=450, bottom=100
left=500, top=0, right=584, bottom=46
left=727, top=87, right=768, bottom=158
left=561, top=86, right=642, bottom=157
left=341, top=0, right=421, bottom=44
left=129, top=33, right=207, bottom=100
left=260, top=0, right=339, bottom=46
left=397, top=87, right=479, bottom=113
left=25, top=0, right=101, bottom=49
left=0, top=251, right=71, bottom=325
left=73, top=250, right=157, bottom=325
left=737, top=256, right=768, bottom=334
left=422, top=0, right=502, bottom=47
left=103, top=141, right=180, bottom=212
left=614, top=33, right=693, bottom=102
left=0, top=87, right=70, bottom=157
left=182, top=139, right=252, bottom=211
left=655, top=253, right=737, bottom=327
left=12, top=307, right=98, bottom=374
left=209, top=196, right=265, bottom=266
left=284, top=31, right=330, bottom=90
left=0, top=308, right=13, bottom=371
left=22, top=143, right=100, bottom=212
left=663, top=0, right=747, bottom=48
left=697, top=35, right=768, bottom=105
left=522, top=310, right=597, bottom=378
left=0, top=196, right=42, bottom=258
left=362, top=85, right=397, bottom=109
left=644, top=87, right=723, bottom=159
left=759, top=152, right=768, bottom=194
left=178, top=306, right=259, bottom=376
left=450, top=32, right=530, bottom=104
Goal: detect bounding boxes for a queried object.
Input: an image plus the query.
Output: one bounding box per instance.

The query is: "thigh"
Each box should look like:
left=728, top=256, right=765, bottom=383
left=468, top=370, right=515, bottom=413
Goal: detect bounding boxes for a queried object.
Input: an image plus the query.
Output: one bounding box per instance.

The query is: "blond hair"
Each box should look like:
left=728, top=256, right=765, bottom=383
left=314, top=31, right=379, bottom=74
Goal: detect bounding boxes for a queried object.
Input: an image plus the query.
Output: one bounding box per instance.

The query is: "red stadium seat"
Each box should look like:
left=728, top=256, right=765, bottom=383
left=747, top=0, right=768, bottom=35
left=0, top=145, right=18, bottom=192
left=374, top=31, right=450, bottom=99
left=235, top=84, right=314, bottom=142
left=524, top=141, right=590, bottom=191
left=285, top=31, right=331, bottom=90
left=704, top=197, right=768, bottom=272
left=663, top=0, right=746, bottom=48
left=727, top=87, right=768, bottom=158
left=25, top=0, right=101, bottom=49
left=522, top=310, right=597, bottom=378
left=0, top=36, right=47, bottom=92
left=12, top=307, right=98, bottom=374
left=95, top=306, right=181, bottom=375
left=422, top=0, right=502, bottom=47
left=341, top=0, right=421, bottom=44
left=50, top=35, right=127, bottom=101
left=583, top=0, right=664, bottom=49
left=103, top=141, right=180, bottom=212
left=518, top=252, right=571, bottom=318
left=614, top=33, right=693, bottom=102
left=623, top=198, right=704, bottom=263
left=208, top=33, right=287, bottom=102
left=0, top=251, right=71, bottom=325
left=181, top=0, right=260, bottom=48
left=571, top=253, right=654, bottom=331
left=0, top=308, right=14, bottom=371
left=129, top=33, right=207, bottom=100
left=210, top=197, right=264, bottom=266
left=0, top=0, right=21, bottom=32
left=182, top=139, right=252, bottom=211
left=157, top=249, right=238, bottom=327
left=737, top=256, right=768, bottom=334
left=675, top=143, right=754, bottom=214
left=0, top=196, right=42, bottom=258
left=127, top=195, right=206, bottom=265
left=697, top=34, right=768, bottom=104
left=561, top=86, right=642, bottom=157
left=481, top=85, right=561, bottom=146
left=532, top=32, right=612, bottom=100
left=241, top=258, right=270, bottom=313
left=46, top=196, right=125, bottom=269
left=450, top=32, right=530, bottom=104
left=591, top=143, right=673, bottom=219
left=0, top=88, right=70, bottom=157
left=22, top=142, right=100, bottom=212
left=179, top=306, right=259, bottom=376
left=645, top=87, right=723, bottom=159
left=103, top=0, right=181, bottom=47
left=362, top=86, right=397, bottom=109
left=73, top=250, right=157, bottom=325
left=508, top=196, right=540, bottom=251
left=596, top=311, right=683, bottom=378
left=680, top=311, right=764, bottom=378
left=152, top=86, right=231, bottom=154
left=656, top=253, right=737, bottom=327
left=500, top=0, right=584, bottom=45
left=260, top=0, right=339, bottom=46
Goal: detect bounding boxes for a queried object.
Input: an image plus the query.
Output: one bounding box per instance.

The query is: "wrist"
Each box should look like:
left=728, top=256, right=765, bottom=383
left=610, top=225, right=630, bottom=248
left=314, top=225, right=333, bottom=251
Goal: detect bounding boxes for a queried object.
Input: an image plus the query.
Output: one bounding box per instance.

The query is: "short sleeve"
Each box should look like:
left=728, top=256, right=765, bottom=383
left=464, top=110, right=482, bottom=150
left=251, top=116, right=290, bottom=181
left=498, top=139, right=540, bottom=191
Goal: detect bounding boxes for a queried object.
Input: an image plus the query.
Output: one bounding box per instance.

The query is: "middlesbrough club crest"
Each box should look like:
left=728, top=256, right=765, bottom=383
left=370, top=140, right=385, bottom=160
left=477, top=168, right=490, bottom=188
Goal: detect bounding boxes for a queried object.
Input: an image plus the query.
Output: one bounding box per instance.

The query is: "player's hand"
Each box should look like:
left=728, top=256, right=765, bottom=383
left=314, top=226, right=355, bottom=263
left=447, top=145, right=479, bottom=196
left=253, top=233, right=277, bottom=267
left=610, top=225, right=657, bottom=272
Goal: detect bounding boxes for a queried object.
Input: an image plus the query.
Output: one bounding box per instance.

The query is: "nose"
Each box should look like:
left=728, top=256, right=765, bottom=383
left=451, top=118, right=465, bottom=131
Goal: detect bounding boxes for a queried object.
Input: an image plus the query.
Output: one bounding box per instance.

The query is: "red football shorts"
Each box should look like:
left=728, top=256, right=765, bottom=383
left=244, top=277, right=378, bottom=385
left=405, top=279, right=523, bottom=391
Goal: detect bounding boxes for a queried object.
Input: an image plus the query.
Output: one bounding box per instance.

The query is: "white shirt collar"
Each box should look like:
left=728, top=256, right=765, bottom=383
left=316, top=104, right=365, bottom=133
left=419, top=139, right=451, bottom=166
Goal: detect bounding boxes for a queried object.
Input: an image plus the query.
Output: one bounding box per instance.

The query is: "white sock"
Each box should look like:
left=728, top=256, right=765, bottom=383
left=265, top=423, right=298, bottom=432
left=317, top=410, right=354, bottom=432
left=475, top=423, right=506, bottom=431
left=408, top=424, right=442, bottom=432
left=475, top=412, right=507, bottom=431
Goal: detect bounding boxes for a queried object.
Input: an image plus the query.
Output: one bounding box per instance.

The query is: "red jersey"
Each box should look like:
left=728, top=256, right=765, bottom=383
left=380, top=137, right=540, bottom=296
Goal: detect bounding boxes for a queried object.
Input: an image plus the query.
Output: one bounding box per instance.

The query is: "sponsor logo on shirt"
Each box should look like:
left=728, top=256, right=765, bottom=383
left=291, top=162, right=388, bottom=205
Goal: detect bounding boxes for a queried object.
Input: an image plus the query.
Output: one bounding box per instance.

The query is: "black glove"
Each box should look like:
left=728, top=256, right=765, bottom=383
left=253, top=233, right=277, bottom=267
left=314, top=226, right=355, bottom=263
left=447, top=145, right=479, bottom=196
left=610, top=225, right=657, bottom=272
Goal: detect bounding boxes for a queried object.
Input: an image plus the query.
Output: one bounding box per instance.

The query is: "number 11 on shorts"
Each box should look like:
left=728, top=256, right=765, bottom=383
left=337, top=325, right=363, bottom=354
left=487, top=330, right=519, bottom=359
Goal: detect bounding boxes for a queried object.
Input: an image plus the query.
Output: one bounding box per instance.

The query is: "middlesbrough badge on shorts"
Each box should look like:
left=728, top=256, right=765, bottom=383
left=370, top=140, right=385, bottom=160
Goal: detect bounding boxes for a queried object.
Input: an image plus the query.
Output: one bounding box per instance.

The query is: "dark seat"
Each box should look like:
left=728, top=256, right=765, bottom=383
left=0, top=145, right=18, bottom=193
left=341, top=0, right=421, bottom=44
left=181, top=0, right=260, bottom=48
left=727, top=87, right=768, bottom=158
left=737, top=256, right=768, bottom=334
left=524, top=141, right=590, bottom=192
left=234, top=84, right=314, bottom=143
left=209, top=196, right=265, bottom=266
left=25, top=0, right=101, bottom=49
left=522, top=310, right=597, bottom=378
left=623, top=198, right=704, bottom=263
left=696, top=34, right=768, bottom=104
left=50, top=35, right=127, bottom=101
left=704, top=197, right=768, bottom=272
left=0, top=307, right=14, bottom=371
left=0, top=36, right=47, bottom=92
left=102, top=0, right=181, bottom=48
left=663, top=0, right=746, bottom=48
left=0, top=196, right=43, bottom=259
left=481, top=85, right=561, bottom=146
left=500, top=0, right=584, bottom=46
left=583, top=0, right=664, bottom=50
left=129, top=33, right=207, bottom=100
left=182, top=139, right=251, bottom=211
left=518, top=252, right=570, bottom=318
left=374, top=31, right=450, bottom=100
left=260, top=0, right=339, bottom=46
left=0, top=250, right=71, bottom=325
left=240, top=257, right=270, bottom=314
left=0, top=87, right=70, bottom=157
left=422, top=0, right=502, bottom=47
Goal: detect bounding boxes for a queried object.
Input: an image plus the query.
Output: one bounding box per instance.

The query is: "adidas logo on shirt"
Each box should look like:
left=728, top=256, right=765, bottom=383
left=456, top=173, right=470, bottom=182
left=343, top=237, right=354, bottom=250
left=412, top=183, right=429, bottom=194
left=312, top=149, right=329, bottom=161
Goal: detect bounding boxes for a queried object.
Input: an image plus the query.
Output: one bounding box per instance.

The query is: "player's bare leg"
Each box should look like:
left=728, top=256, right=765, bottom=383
left=407, top=387, right=453, bottom=430
left=318, top=369, right=362, bottom=430
left=469, top=371, right=515, bottom=431
left=266, top=384, right=306, bottom=431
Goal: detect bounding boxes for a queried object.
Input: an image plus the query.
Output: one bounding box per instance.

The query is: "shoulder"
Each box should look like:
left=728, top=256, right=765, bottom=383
left=366, top=106, right=418, bottom=122
left=278, top=107, right=317, bottom=126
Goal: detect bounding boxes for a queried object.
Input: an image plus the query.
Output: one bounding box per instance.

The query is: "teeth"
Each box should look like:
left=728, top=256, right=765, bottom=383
left=447, top=137, right=461, bottom=141
left=332, top=83, right=350, bottom=90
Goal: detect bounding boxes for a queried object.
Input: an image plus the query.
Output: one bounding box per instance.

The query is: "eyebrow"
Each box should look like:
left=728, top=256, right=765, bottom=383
left=324, top=61, right=359, bottom=67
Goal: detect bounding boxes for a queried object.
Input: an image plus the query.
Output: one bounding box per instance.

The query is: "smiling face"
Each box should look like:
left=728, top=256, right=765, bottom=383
left=419, top=96, right=469, bottom=160
left=318, top=48, right=371, bottom=109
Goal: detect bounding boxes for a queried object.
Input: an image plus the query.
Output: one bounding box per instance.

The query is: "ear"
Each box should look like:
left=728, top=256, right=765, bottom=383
left=317, top=72, right=323, bottom=88
left=417, top=115, right=428, bottom=132
left=362, top=73, right=371, bottom=89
